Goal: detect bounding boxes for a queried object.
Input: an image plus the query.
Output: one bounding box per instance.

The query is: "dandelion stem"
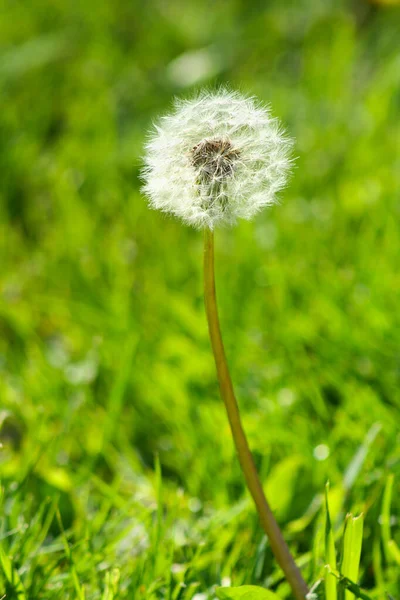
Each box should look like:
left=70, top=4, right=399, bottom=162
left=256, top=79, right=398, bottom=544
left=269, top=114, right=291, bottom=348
left=203, top=229, right=309, bottom=600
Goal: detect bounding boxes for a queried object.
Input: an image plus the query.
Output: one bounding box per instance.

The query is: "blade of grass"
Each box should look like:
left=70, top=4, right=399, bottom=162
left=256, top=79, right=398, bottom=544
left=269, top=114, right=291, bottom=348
left=55, top=508, right=86, bottom=600
left=372, top=533, right=385, bottom=600
left=340, top=513, right=364, bottom=600
left=325, top=483, right=337, bottom=600
left=387, top=540, right=400, bottom=565
left=102, top=568, right=120, bottom=600
left=327, top=569, right=373, bottom=600
left=216, top=585, right=282, bottom=599
left=0, top=543, right=27, bottom=599
left=380, top=474, right=394, bottom=564
left=343, top=424, right=381, bottom=492
left=150, top=455, right=164, bottom=581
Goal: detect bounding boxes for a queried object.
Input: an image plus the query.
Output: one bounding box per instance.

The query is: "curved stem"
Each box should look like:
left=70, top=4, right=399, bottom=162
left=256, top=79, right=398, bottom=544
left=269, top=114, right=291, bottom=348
left=203, top=229, right=309, bottom=600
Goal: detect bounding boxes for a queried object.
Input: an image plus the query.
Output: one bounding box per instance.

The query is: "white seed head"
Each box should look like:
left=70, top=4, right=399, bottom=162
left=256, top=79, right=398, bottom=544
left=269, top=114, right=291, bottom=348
left=141, top=89, right=293, bottom=230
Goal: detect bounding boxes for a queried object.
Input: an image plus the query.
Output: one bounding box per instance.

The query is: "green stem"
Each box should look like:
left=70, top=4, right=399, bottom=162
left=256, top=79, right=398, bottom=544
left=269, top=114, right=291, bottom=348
left=203, top=229, right=309, bottom=600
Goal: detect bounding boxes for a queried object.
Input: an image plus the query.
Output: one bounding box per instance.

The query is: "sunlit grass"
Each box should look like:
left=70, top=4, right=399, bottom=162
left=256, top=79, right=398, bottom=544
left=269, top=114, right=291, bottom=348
left=1, top=0, right=400, bottom=598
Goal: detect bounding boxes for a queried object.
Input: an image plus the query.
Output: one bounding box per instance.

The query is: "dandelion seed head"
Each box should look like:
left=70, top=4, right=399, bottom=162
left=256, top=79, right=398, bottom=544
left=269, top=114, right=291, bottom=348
left=141, top=88, right=293, bottom=229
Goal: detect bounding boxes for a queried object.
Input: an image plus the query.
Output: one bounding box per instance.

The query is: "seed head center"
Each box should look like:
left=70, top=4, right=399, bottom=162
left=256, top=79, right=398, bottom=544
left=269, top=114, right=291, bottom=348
left=191, top=139, right=240, bottom=185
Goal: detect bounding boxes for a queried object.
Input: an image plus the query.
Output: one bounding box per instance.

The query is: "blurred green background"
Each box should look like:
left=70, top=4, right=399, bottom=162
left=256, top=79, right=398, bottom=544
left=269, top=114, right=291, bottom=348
left=1, top=0, right=400, bottom=598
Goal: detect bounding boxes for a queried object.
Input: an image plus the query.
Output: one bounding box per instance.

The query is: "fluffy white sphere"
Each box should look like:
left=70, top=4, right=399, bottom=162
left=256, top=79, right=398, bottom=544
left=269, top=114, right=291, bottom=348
left=141, top=89, right=293, bottom=230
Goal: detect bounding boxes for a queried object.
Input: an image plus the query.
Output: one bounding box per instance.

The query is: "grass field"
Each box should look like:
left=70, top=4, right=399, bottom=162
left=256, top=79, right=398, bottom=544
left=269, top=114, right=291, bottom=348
left=1, top=0, right=400, bottom=598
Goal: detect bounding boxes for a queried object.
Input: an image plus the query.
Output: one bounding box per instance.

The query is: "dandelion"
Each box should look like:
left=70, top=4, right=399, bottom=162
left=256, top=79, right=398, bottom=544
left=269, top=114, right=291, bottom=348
left=141, top=88, right=292, bottom=229
left=142, top=89, right=308, bottom=600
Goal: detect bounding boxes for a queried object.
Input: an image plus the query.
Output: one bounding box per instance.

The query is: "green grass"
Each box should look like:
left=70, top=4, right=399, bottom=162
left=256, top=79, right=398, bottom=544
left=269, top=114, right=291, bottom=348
left=1, top=0, right=400, bottom=598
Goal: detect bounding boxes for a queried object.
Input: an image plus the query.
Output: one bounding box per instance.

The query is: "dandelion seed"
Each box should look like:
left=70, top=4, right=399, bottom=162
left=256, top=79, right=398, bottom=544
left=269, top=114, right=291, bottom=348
left=141, top=88, right=293, bottom=229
